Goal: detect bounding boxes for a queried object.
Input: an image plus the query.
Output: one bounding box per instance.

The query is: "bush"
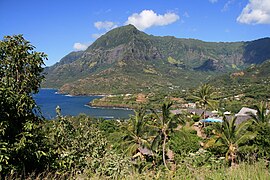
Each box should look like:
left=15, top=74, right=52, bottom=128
left=43, top=115, right=131, bottom=178
left=0, top=35, right=48, bottom=176
left=169, top=129, right=202, bottom=163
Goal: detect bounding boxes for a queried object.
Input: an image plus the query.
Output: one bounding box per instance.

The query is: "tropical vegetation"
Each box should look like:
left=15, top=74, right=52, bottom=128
left=1, top=35, right=270, bottom=179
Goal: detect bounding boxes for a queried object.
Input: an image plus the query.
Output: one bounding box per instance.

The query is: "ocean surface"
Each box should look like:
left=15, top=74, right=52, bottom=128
left=33, top=89, right=134, bottom=119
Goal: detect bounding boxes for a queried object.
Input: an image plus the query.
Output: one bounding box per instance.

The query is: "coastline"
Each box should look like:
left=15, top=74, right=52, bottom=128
left=85, top=104, right=134, bottom=111
left=42, top=88, right=107, bottom=97
left=40, top=88, right=58, bottom=90
left=41, top=88, right=141, bottom=109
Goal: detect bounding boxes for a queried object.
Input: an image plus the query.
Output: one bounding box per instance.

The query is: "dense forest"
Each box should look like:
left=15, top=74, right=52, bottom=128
left=1, top=35, right=270, bottom=179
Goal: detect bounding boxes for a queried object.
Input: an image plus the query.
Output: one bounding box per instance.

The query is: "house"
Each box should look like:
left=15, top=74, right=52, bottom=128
left=132, top=147, right=153, bottom=160
left=235, top=107, right=257, bottom=124
left=171, top=108, right=215, bottom=118
left=235, top=107, right=257, bottom=116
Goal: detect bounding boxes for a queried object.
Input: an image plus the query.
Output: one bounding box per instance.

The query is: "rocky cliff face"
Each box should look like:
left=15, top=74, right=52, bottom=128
left=243, top=38, right=270, bottom=64
left=43, top=25, right=270, bottom=95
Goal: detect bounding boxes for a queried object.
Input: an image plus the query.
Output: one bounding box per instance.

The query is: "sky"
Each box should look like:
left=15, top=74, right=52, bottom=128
left=0, top=0, right=270, bottom=66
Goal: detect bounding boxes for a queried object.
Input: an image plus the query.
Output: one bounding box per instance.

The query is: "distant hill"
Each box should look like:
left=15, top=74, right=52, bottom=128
left=43, top=25, right=270, bottom=95
left=210, top=60, right=270, bottom=85
left=208, top=60, right=270, bottom=101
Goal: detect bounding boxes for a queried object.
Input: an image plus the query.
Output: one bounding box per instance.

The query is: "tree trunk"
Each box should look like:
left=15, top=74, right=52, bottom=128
left=231, top=151, right=237, bottom=167
left=229, top=144, right=237, bottom=167
left=162, top=132, right=169, bottom=170
left=204, top=104, right=206, bottom=120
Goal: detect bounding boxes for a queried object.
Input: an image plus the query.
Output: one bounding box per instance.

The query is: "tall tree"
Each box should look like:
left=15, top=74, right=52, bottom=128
left=205, top=117, right=257, bottom=166
left=192, top=84, right=217, bottom=119
left=122, top=107, right=149, bottom=156
left=150, top=102, right=182, bottom=170
left=0, top=35, right=47, bottom=175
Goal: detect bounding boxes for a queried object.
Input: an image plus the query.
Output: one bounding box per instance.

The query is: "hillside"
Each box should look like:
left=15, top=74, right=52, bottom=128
left=211, top=60, right=270, bottom=85
left=209, top=60, right=270, bottom=102
left=43, top=25, right=270, bottom=95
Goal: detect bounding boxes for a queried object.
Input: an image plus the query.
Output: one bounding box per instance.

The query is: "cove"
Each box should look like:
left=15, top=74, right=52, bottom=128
left=33, top=89, right=134, bottom=119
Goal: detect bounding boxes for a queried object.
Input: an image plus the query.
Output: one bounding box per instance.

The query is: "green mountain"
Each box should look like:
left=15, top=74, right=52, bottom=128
left=211, top=60, right=270, bottom=85
left=43, top=25, right=270, bottom=95
left=208, top=60, right=270, bottom=101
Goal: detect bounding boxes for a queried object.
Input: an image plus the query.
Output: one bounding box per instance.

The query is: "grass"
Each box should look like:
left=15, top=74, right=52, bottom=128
left=203, top=161, right=269, bottom=180
left=4, top=161, right=269, bottom=180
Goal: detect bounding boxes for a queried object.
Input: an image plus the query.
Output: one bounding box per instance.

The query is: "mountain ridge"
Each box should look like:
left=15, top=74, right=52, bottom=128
left=43, top=25, right=270, bottom=95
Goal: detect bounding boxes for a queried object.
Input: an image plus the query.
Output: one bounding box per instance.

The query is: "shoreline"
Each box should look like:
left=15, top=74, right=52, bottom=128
left=85, top=104, right=134, bottom=111
left=41, top=88, right=108, bottom=97
left=41, top=88, right=137, bottom=110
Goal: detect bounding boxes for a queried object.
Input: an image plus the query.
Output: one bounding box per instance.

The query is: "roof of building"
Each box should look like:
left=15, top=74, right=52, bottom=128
left=138, top=147, right=153, bottom=156
left=235, top=107, right=257, bottom=116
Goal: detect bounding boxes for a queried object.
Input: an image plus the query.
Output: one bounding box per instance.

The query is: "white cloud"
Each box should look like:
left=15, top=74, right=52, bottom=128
left=73, top=43, right=88, bottom=51
left=94, top=21, right=118, bottom=31
left=125, top=10, right=180, bottom=31
left=237, top=0, right=270, bottom=24
left=209, top=0, right=218, bottom=3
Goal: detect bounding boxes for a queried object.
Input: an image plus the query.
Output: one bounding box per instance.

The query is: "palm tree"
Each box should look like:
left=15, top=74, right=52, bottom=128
left=122, top=107, right=149, bottom=156
left=247, top=101, right=270, bottom=125
left=245, top=102, right=270, bottom=159
left=150, top=102, right=182, bottom=170
left=192, top=84, right=217, bottom=120
left=205, top=117, right=257, bottom=166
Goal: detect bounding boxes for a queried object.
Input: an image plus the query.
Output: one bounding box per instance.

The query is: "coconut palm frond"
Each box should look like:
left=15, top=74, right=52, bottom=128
left=247, top=101, right=270, bottom=124
left=235, top=120, right=253, bottom=137
left=235, top=131, right=257, bottom=145
left=206, top=116, right=256, bottom=166
left=151, top=133, right=162, bottom=152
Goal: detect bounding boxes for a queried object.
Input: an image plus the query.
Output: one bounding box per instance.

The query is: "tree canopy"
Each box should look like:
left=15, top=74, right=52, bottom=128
left=0, top=35, right=47, bottom=175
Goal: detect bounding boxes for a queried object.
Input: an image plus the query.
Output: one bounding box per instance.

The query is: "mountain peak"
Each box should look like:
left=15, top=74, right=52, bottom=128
left=121, top=24, right=138, bottom=31
left=44, top=26, right=270, bottom=95
left=87, top=25, right=145, bottom=50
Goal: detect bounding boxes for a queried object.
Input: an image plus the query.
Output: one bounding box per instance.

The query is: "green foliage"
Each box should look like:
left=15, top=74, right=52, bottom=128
left=205, top=117, right=257, bottom=166
left=3, top=161, right=269, bottom=179
left=184, top=149, right=226, bottom=169
left=209, top=61, right=270, bottom=109
left=150, top=102, right=182, bottom=170
left=98, top=119, right=119, bottom=135
left=120, top=108, right=150, bottom=155
left=249, top=101, right=270, bottom=124
left=191, top=84, right=217, bottom=119
left=167, top=56, right=183, bottom=66
left=0, top=35, right=48, bottom=175
left=203, top=160, right=270, bottom=180
left=169, top=129, right=201, bottom=161
left=240, top=123, right=270, bottom=160
left=252, top=124, right=270, bottom=159
left=43, top=114, right=131, bottom=178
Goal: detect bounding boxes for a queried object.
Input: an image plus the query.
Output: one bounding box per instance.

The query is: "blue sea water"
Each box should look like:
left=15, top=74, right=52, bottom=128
left=33, top=89, right=134, bottom=119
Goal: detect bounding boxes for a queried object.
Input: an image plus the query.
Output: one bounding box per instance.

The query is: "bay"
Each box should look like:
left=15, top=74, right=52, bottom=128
left=33, top=89, right=134, bottom=119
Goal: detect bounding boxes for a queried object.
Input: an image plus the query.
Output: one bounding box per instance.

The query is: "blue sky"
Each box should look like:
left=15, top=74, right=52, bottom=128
left=0, top=0, right=270, bottom=66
